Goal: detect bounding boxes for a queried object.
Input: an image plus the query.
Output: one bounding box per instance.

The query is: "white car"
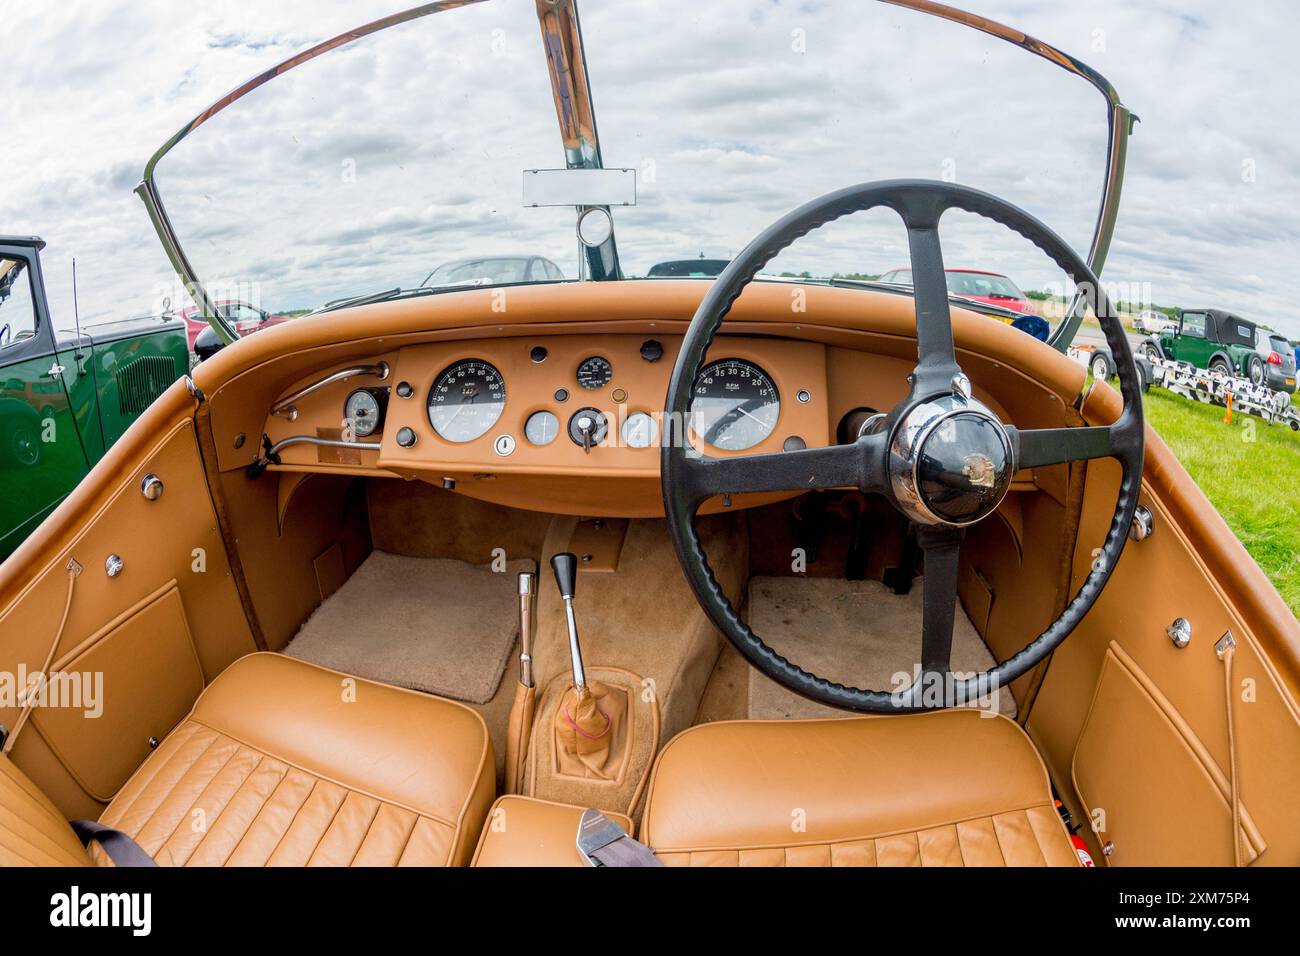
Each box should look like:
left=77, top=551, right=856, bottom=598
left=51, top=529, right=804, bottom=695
left=1133, top=310, right=1174, bottom=334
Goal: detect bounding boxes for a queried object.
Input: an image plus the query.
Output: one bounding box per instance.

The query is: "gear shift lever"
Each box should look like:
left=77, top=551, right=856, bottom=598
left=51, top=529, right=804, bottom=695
left=550, top=552, right=587, bottom=690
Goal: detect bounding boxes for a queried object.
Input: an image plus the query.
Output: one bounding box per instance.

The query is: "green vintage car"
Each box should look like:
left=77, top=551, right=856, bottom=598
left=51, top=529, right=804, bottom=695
left=1138, top=308, right=1266, bottom=382
left=0, top=237, right=188, bottom=561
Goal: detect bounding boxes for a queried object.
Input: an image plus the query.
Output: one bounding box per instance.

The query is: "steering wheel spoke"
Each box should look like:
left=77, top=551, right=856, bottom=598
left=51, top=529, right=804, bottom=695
left=917, top=525, right=964, bottom=677
left=681, top=434, right=885, bottom=509
left=902, top=219, right=962, bottom=396
left=1009, top=424, right=1115, bottom=469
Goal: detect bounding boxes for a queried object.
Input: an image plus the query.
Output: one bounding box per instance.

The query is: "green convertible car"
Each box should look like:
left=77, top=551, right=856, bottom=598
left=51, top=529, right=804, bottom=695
left=0, top=237, right=188, bottom=561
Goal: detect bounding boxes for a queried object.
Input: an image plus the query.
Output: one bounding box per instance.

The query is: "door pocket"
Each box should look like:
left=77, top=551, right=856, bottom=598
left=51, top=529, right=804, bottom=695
left=1072, top=642, right=1266, bottom=866
left=31, top=581, right=204, bottom=801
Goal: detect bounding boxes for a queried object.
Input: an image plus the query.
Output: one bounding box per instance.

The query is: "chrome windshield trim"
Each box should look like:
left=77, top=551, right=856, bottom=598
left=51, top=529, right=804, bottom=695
left=134, top=0, right=486, bottom=344
left=535, top=0, right=621, bottom=280
left=882, top=1, right=1137, bottom=351
left=137, top=0, right=1129, bottom=347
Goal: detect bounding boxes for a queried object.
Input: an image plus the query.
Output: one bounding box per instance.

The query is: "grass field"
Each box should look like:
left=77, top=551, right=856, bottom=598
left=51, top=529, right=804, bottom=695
left=1142, top=386, right=1300, bottom=616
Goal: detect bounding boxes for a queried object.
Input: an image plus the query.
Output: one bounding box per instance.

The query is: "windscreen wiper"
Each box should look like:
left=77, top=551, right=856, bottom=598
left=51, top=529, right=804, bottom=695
left=310, top=287, right=403, bottom=316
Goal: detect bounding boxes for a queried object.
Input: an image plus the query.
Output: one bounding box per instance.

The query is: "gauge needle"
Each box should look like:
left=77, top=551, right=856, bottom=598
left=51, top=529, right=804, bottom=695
left=736, top=407, right=767, bottom=426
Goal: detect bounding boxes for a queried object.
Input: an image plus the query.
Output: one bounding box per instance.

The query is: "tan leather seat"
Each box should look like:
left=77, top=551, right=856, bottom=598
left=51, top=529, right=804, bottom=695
left=472, top=796, right=635, bottom=867
left=2, top=653, right=495, bottom=866
left=641, top=710, right=1078, bottom=866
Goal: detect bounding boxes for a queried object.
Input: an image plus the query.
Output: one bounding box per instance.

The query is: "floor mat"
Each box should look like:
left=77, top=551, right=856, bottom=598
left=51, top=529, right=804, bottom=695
left=285, top=551, right=534, bottom=705
left=746, top=576, right=1017, bottom=720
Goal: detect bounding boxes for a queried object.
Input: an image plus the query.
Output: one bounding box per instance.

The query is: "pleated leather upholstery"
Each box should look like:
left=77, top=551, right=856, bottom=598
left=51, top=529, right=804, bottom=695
left=0, top=756, right=91, bottom=867
left=643, top=710, right=1079, bottom=867
left=96, top=653, right=494, bottom=867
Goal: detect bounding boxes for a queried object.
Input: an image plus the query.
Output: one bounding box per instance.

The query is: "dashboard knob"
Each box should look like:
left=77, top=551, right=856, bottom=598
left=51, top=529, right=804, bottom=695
left=640, top=339, right=664, bottom=363
left=396, top=426, right=417, bottom=448
left=395, top=381, right=414, bottom=399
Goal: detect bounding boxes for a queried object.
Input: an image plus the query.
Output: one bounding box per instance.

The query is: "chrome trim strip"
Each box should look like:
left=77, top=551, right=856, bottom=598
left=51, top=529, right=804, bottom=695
left=267, top=435, right=384, bottom=457
left=134, top=0, right=485, bottom=344
left=270, top=361, right=390, bottom=418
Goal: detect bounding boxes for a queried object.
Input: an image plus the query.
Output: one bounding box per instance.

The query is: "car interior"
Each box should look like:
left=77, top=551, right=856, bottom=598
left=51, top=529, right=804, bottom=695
left=2, top=261, right=1297, bottom=867
left=1, top=0, right=1298, bottom=871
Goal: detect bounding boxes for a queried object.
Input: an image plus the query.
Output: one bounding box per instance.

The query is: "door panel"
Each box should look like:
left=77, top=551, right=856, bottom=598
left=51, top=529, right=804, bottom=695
left=1029, top=446, right=1300, bottom=866
left=1072, top=643, right=1266, bottom=865
left=0, top=397, right=256, bottom=818
left=31, top=582, right=205, bottom=801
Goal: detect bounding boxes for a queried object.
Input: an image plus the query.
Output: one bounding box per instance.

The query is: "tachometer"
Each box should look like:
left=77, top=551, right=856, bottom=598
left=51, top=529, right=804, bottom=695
left=690, top=359, right=780, bottom=451
left=427, top=359, right=506, bottom=443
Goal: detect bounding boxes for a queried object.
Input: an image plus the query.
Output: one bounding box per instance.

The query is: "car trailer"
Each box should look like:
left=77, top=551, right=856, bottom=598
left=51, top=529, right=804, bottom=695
left=1147, top=355, right=1300, bottom=431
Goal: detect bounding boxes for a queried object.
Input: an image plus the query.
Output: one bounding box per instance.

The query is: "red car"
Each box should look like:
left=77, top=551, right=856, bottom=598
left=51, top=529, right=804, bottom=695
left=878, top=267, right=1037, bottom=316
left=179, top=300, right=289, bottom=351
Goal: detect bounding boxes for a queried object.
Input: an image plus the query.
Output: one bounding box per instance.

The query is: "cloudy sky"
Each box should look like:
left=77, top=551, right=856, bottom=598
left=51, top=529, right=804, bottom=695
left=3, top=0, right=1298, bottom=338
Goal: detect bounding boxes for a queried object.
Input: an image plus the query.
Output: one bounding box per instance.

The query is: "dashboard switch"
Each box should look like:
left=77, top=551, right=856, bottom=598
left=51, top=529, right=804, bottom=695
left=640, top=339, right=664, bottom=363
left=568, top=408, right=609, bottom=451
left=396, top=426, right=417, bottom=448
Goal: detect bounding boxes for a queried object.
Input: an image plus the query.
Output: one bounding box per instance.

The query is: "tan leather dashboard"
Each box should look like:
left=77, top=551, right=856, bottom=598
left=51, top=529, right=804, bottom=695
left=261, top=333, right=832, bottom=516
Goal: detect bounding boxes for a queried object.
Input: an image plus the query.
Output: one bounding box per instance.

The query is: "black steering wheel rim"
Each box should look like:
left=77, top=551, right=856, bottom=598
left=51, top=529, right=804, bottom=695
left=660, top=179, right=1144, bottom=713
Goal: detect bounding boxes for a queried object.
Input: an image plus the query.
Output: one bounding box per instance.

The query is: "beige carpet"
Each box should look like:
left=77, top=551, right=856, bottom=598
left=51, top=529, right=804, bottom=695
left=747, top=576, right=1017, bottom=720
left=285, top=551, right=534, bottom=705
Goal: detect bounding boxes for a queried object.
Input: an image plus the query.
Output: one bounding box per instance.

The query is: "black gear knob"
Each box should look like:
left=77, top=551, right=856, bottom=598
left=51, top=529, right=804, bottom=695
left=550, top=552, right=578, bottom=600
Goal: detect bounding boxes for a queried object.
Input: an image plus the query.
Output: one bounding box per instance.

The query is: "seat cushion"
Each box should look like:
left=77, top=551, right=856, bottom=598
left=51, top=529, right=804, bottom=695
left=472, top=796, right=635, bottom=867
left=0, top=756, right=91, bottom=867
left=641, top=710, right=1078, bottom=867
left=95, top=652, right=494, bottom=866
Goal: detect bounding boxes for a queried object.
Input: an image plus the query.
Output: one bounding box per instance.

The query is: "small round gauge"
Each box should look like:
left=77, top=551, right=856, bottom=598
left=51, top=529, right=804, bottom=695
left=524, top=410, right=561, bottom=446
left=427, top=359, right=506, bottom=443
left=576, top=356, right=613, bottom=390
left=344, top=389, right=382, bottom=438
left=690, top=359, right=781, bottom=451
left=621, top=411, right=659, bottom=449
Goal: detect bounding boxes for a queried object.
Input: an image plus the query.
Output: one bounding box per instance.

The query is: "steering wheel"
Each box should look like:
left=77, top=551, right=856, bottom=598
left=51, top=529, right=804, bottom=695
left=661, top=180, right=1144, bottom=712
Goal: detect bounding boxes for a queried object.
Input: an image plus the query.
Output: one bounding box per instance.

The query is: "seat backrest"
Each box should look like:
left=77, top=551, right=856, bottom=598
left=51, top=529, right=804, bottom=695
left=0, top=756, right=90, bottom=866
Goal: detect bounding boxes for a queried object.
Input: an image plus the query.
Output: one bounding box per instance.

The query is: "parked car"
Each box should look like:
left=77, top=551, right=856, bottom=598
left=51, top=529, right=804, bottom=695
left=877, top=267, right=1038, bottom=316
left=0, top=237, right=188, bottom=561
left=1253, top=328, right=1297, bottom=393
left=648, top=257, right=730, bottom=277
left=1133, top=310, right=1175, bottom=335
left=421, top=255, right=564, bottom=288
left=179, top=300, right=287, bottom=352
left=1139, top=308, right=1266, bottom=382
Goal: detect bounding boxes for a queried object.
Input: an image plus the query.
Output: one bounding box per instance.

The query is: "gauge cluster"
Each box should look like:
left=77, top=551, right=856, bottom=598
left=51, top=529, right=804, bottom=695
left=264, top=334, right=828, bottom=498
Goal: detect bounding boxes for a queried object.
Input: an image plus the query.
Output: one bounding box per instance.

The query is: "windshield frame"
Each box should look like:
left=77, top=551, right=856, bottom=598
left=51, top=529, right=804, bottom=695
left=135, top=0, right=1135, bottom=351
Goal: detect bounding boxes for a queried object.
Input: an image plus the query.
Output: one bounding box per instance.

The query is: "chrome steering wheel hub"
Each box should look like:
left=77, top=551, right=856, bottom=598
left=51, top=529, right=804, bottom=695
left=887, top=393, right=1014, bottom=527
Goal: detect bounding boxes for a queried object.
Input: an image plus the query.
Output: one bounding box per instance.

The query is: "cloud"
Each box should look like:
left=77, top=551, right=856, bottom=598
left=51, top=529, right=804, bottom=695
left=0, top=0, right=1296, bottom=339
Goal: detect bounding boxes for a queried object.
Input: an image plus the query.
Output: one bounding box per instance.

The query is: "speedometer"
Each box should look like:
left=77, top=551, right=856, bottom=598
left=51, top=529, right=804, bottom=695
left=427, top=359, right=506, bottom=443
left=690, top=359, right=780, bottom=451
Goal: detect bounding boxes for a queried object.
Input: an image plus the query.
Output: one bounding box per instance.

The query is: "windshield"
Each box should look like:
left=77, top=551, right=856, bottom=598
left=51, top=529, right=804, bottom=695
left=141, top=0, right=1124, bottom=335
